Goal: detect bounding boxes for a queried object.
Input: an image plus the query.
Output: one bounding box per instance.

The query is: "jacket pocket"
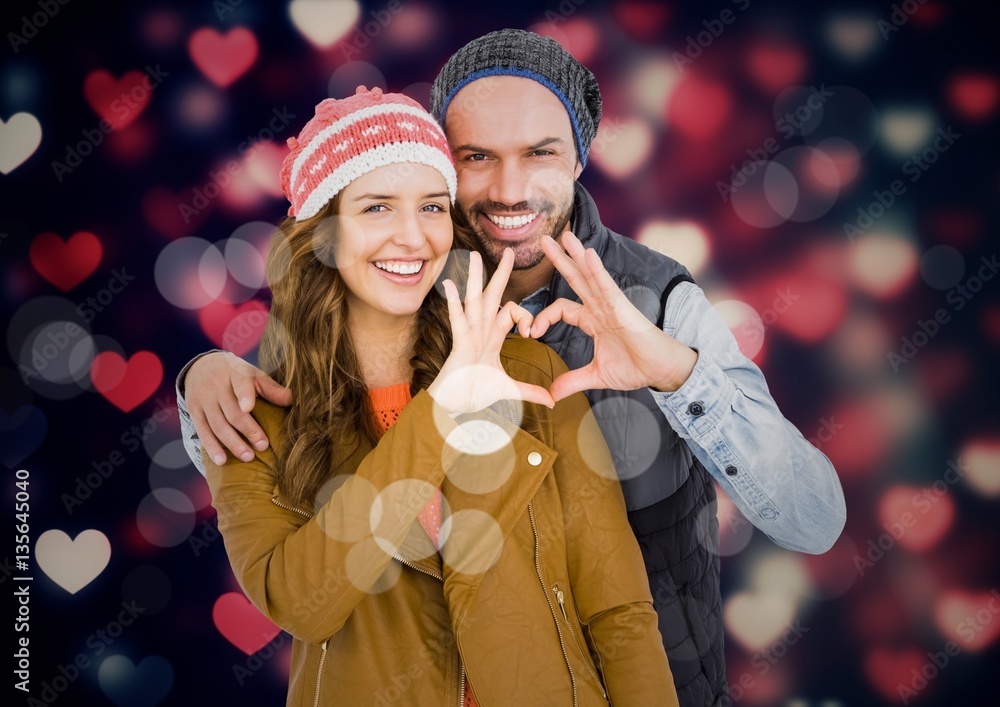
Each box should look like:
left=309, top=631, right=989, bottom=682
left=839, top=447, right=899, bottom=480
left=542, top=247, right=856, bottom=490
left=552, top=583, right=608, bottom=702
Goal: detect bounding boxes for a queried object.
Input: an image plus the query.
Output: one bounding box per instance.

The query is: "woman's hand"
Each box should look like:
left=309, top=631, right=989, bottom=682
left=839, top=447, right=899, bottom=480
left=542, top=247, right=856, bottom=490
left=427, top=249, right=555, bottom=417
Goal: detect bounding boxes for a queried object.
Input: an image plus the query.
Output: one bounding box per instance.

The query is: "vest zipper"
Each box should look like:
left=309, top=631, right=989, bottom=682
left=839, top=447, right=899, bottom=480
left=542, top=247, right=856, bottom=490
left=553, top=584, right=607, bottom=700
left=313, top=639, right=328, bottom=707
left=528, top=504, right=578, bottom=707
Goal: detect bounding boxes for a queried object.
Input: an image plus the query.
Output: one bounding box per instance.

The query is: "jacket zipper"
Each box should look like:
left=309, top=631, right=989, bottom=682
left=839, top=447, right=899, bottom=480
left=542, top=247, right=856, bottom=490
left=271, top=495, right=313, bottom=518
left=393, top=554, right=443, bottom=581
left=553, top=584, right=607, bottom=700
left=313, top=640, right=328, bottom=707
left=528, top=504, right=578, bottom=707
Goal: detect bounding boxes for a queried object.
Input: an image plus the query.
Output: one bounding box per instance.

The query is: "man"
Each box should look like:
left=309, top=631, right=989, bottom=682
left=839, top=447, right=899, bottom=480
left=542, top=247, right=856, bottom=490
left=177, top=30, right=846, bottom=706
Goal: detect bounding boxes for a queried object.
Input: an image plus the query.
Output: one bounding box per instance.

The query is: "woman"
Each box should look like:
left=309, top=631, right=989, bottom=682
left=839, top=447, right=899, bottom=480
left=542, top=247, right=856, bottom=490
left=204, top=86, right=678, bottom=706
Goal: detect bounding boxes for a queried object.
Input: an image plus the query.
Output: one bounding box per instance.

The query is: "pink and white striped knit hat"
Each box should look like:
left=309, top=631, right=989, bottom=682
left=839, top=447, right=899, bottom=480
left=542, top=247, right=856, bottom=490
left=280, top=85, right=457, bottom=221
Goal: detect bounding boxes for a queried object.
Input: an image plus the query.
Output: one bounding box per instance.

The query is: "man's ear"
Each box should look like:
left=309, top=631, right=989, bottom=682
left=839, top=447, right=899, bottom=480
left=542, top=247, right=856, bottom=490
left=574, top=160, right=583, bottom=179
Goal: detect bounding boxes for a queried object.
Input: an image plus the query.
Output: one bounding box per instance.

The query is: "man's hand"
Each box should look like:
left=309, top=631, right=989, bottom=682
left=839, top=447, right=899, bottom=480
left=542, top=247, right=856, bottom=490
left=185, top=352, right=293, bottom=465
left=530, top=232, right=699, bottom=402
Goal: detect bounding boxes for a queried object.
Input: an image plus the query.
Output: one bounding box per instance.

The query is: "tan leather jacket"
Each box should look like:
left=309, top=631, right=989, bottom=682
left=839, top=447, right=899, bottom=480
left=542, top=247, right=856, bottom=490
left=205, top=337, right=678, bottom=706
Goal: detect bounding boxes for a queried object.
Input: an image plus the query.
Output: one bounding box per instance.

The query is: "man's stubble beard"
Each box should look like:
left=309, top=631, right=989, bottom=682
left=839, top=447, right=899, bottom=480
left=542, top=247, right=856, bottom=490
left=459, top=198, right=574, bottom=271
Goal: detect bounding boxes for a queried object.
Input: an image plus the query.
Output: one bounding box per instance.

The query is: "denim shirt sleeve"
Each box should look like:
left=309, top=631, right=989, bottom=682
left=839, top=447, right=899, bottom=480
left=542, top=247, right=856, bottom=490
left=176, top=349, right=225, bottom=478
left=649, top=282, right=846, bottom=554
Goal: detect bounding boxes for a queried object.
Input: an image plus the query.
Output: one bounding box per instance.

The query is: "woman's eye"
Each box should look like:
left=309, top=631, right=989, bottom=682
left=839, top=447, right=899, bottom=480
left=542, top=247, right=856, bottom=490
left=364, top=204, right=388, bottom=213
left=421, top=204, right=446, bottom=212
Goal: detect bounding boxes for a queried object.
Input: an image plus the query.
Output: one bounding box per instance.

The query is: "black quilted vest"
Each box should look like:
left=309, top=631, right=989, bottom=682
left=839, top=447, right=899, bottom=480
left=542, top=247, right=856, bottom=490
left=539, top=183, right=728, bottom=706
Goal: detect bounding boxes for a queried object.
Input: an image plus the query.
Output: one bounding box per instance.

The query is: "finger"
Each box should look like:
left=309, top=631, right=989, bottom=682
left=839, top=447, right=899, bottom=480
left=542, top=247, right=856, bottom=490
left=508, top=380, right=556, bottom=409
left=529, top=298, right=584, bottom=338
left=252, top=376, right=293, bottom=451
left=203, top=400, right=255, bottom=463
left=442, top=279, right=470, bottom=338
left=582, top=245, right=626, bottom=301
left=562, top=233, right=607, bottom=299
left=464, top=251, right=484, bottom=323
left=542, top=235, right=593, bottom=301
left=562, top=231, right=586, bottom=259
left=482, top=248, right=514, bottom=312
left=256, top=373, right=293, bottom=408
left=549, top=364, right=606, bottom=402
left=217, top=393, right=265, bottom=462
left=190, top=406, right=228, bottom=467
left=220, top=383, right=272, bottom=453
left=497, top=300, right=534, bottom=337
left=231, top=376, right=269, bottom=451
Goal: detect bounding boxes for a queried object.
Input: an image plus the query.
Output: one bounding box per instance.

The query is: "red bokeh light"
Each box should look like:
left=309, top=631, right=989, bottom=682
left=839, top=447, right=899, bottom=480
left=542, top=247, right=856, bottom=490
left=745, top=42, right=808, bottom=95
left=947, top=72, right=1000, bottom=122
left=668, top=76, right=732, bottom=140
left=612, top=0, right=673, bottom=42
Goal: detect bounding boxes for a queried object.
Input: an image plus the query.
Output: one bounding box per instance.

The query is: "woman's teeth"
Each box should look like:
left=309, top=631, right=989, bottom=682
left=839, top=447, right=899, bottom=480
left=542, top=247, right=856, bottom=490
left=486, top=212, right=537, bottom=229
left=374, top=260, right=423, bottom=275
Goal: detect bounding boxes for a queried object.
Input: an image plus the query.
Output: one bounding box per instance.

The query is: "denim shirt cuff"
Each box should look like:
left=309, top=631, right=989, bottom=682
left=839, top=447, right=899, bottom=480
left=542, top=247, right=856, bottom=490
left=648, top=350, right=736, bottom=439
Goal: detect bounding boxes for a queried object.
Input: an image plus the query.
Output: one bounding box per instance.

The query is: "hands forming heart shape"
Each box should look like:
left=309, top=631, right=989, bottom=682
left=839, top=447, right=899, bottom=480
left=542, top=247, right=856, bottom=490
left=429, top=232, right=700, bottom=414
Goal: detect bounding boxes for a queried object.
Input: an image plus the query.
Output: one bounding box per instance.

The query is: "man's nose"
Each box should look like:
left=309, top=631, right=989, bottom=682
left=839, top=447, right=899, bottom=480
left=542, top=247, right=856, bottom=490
left=487, top=160, right=530, bottom=207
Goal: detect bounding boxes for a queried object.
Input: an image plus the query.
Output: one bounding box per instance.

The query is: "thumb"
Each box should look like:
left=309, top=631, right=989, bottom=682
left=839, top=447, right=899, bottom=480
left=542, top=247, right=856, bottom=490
left=549, top=366, right=603, bottom=403
left=510, top=381, right=556, bottom=409
left=256, top=373, right=293, bottom=407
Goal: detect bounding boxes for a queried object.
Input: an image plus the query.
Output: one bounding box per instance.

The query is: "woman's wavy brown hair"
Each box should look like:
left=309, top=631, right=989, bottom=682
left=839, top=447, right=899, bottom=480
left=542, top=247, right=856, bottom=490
left=258, top=196, right=475, bottom=507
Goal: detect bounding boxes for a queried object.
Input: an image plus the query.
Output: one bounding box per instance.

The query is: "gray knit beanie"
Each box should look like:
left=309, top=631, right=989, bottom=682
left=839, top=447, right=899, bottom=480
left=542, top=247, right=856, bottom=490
left=430, top=29, right=603, bottom=167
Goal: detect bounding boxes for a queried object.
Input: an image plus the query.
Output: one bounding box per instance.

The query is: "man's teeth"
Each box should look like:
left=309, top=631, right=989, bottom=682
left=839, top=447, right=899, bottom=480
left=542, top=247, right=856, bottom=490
left=374, top=260, right=423, bottom=275
left=486, top=212, right=537, bottom=229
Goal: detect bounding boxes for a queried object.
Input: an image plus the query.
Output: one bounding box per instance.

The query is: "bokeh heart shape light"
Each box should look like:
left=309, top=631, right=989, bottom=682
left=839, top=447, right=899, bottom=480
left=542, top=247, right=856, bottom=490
left=91, top=351, right=164, bottom=413
left=0, top=112, right=42, bottom=174
left=198, top=299, right=269, bottom=356
left=189, top=27, right=258, bottom=88
left=98, top=654, right=174, bottom=707
left=29, top=231, right=103, bottom=292
left=36, top=529, right=111, bottom=594
left=864, top=647, right=927, bottom=704
left=934, top=589, right=1000, bottom=652
left=723, top=590, right=797, bottom=651
left=212, top=591, right=281, bottom=655
left=289, top=0, right=359, bottom=48
left=84, top=70, right=152, bottom=129
left=878, top=484, right=955, bottom=552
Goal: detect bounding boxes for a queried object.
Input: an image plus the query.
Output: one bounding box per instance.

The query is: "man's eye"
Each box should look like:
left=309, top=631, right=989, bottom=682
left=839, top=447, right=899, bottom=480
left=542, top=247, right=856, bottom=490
left=466, top=154, right=488, bottom=162
left=532, top=150, right=554, bottom=156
